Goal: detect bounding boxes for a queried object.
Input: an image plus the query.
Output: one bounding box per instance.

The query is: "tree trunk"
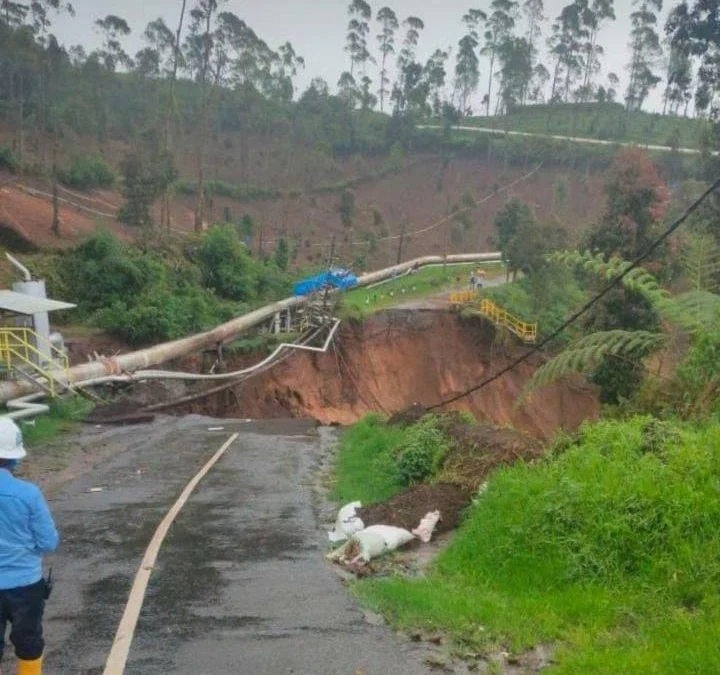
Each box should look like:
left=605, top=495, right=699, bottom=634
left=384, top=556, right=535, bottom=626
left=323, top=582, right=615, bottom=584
left=486, top=52, right=495, bottom=116
left=194, top=128, right=207, bottom=232
left=379, top=51, right=387, bottom=112
left=17, top=74, right=24, bottom=171
left=51, top=128, right=60, bottom=236
left=163, top=0, right=188, bottom=232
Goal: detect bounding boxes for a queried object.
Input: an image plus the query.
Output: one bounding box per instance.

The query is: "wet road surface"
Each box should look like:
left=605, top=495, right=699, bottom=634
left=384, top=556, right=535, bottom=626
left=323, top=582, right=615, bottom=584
left=41, top=416, right=438, bottom=675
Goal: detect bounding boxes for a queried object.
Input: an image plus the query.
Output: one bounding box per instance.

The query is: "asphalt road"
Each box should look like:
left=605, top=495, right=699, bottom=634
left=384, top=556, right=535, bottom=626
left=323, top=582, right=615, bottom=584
left=39, top=416, right=440, bottom=675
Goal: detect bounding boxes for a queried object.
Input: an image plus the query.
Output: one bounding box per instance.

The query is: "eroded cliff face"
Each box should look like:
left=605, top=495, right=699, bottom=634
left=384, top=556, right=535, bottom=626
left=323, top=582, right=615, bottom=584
left=187, top=311, right=598, bottom=440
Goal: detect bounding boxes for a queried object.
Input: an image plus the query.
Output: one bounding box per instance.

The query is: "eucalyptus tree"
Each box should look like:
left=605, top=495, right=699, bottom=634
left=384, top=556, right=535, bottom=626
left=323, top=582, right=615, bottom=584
left=346, top=0, right=372, bottom=76
left=481, top=0, right=519, bottom=116
left=547, top=1, right=587, bottom=102
left=666, top=0, right=717, bottom=117
left=578, top=0, right=616, bottom=101
left=625, top=0, right=663, bottom=110
left=183, top=0, right=229, bottom=230
left=425, top=48, right=448, bottom=116
left=454, top=9, right=485, bottom=115
left=497, top=37, right=533, bottom=112
left=392, top=15, right=424, bottom=114
left=376, top=6, right=398, bottom=112
left=522, top=0, right=545, bottom=103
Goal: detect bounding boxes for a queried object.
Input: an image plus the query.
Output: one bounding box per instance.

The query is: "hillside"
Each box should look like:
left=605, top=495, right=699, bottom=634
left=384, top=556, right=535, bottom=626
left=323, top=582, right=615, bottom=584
left=463, top=102, right=711, bottom=149
left=0, top=150, right=606, bottom=270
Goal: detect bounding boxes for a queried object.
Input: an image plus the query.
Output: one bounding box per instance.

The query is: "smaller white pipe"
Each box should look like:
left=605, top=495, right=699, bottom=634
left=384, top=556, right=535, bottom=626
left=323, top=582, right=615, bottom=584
left=73, top=320, right=342, bottom=389
left=6, top=393, right=49, bottom=420
left=5, top=253, right=31, bottom=282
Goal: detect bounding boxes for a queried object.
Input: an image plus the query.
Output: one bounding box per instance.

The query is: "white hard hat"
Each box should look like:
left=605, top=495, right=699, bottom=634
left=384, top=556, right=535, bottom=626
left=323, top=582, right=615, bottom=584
left=0, top=418, right=26, bottom=460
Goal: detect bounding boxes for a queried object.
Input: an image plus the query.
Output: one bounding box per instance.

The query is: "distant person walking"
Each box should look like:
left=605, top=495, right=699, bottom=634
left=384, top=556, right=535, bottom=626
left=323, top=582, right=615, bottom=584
left=0, top=418, right=58, bottom=675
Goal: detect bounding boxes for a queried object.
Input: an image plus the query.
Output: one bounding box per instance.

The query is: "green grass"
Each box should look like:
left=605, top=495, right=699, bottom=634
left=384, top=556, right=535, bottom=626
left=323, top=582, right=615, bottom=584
left=350, top=416, right=720, bottom=673
left=340, top=263, right=504, bottom=318
left=462, top=103, right=709, bottom=150
left=17, top=396, right=94, bottom=448
left=331, top=415, right=406, bottom=504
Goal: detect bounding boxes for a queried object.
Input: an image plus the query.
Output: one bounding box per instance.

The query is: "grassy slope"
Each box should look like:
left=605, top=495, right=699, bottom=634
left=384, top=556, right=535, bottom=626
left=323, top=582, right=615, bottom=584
left=462, top=103, right=709, bottom=149
left=19, top=397, right=94, bottom=448
left=340, top=263, right=504, bottom=318
left=331, top=416, right=406, bottom=504
left=337, top=415, right=720, bottom=673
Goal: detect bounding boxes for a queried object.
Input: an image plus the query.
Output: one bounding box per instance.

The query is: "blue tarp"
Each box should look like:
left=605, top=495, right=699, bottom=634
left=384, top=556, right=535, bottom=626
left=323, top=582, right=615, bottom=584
left=293, top=269, right=358, bottom=296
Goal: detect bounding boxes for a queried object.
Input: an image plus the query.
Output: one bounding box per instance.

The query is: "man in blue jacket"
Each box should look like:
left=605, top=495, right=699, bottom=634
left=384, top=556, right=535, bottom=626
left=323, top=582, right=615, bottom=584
left=0, top=418, right=58, bottom=675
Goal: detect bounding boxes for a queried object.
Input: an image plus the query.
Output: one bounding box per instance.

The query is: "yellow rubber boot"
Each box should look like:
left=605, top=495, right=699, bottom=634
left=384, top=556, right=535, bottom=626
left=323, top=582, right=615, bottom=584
left=17, top=658, right=42, bottom=675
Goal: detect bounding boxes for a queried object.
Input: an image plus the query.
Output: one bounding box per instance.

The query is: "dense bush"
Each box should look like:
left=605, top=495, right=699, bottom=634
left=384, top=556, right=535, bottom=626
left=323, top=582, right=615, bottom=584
left=0, top=145, right=19, bottom=173
left=395, top=416, right=449, bottom=485
left=357, top=416, right=720, bottom=673
left=30, top=228, right=300, bottom=345
left=192, top=225, right=290, bottom=301
left=59, top=154, right=115, bottom=189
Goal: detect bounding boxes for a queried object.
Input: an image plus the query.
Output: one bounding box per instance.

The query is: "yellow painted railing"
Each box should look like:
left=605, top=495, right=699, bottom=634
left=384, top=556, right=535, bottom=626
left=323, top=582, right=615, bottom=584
left=477, top=299, right=538, bottom=343
left=449, top=290, right=479, bottom=304
left=0, top=328, right=69, bottom=397
left=449, top=292, right=538, bottom=343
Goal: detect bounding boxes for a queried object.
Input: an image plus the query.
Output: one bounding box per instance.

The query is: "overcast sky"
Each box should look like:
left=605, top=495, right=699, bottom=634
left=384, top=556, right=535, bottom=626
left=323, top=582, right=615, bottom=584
left=49, top=0, right=675, bottom=113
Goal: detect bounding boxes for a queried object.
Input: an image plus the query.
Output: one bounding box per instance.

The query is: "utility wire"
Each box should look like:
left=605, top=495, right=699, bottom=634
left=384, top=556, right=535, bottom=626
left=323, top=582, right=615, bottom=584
left=428, top=175, right=720, bottom=410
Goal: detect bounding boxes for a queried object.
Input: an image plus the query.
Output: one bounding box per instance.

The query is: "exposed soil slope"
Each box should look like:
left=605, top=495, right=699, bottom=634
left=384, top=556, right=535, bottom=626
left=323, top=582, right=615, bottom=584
left=0, top=152, right=604, bottom=267
left=186, top=311, right=598, bottom=440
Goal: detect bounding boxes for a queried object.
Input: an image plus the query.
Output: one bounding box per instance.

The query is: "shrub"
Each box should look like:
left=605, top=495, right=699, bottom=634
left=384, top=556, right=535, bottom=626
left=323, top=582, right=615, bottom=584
left=194, top=225, right=260, bottom=301
left=395, top=416, right=449, bottom=485
left=59, top=154, right=115, bottom=189
left=0, top=145, right=19, bottom=173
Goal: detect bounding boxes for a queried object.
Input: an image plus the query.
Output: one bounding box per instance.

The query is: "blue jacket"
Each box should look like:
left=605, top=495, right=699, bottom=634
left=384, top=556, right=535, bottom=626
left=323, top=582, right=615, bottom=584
left=0, top=469, right=59, bottom=590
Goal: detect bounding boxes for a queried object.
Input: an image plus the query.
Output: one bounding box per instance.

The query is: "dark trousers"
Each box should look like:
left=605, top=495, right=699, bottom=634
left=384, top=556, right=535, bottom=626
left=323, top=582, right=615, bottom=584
left=0, top=580, right=45, bottom=661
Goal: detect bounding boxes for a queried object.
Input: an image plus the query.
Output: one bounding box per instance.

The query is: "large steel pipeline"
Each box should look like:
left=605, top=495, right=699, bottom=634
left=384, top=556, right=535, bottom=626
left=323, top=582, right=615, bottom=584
left=0, top=253, right=501, bottom=404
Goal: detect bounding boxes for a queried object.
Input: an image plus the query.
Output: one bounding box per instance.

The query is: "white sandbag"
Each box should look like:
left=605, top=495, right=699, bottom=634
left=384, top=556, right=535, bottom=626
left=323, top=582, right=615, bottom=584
left=328, top=501, right=365, bottom=543
left=326, top=529, right=386, bottom=564
left=327, top=525, right=415, bottom=564
left=361, top=525, right=416, bottom=550
left=412, top=510, right=441, bottom=543
left=349, top=530, right=389, bottom=563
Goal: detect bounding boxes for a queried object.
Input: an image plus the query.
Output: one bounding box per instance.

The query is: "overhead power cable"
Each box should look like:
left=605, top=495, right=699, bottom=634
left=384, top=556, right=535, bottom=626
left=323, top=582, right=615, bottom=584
left=428, top=175, right=720, bottom=410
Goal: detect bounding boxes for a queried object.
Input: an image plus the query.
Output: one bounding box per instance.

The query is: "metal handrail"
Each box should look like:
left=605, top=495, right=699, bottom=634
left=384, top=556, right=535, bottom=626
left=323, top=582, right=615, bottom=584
left=450, top=294, right=538, bottom=343
left=0, top=328, right=70, bottom=397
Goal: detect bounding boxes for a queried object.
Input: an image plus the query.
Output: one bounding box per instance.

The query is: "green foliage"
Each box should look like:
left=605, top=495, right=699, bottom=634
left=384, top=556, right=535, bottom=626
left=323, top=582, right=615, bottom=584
left=238, top=214, right=255, bottom=241
left=331, top=416, right=406, bottom=505
left=175, top=180, right=281, bottom=202
left=462, top=102, right=708, bottom=149
left=395, top=416, right=449, bottom=486
left=527, top=330, right=667, bottom=395
left=58, top=154, right=115, bottom=189
left=274, top=238, right=289, bottom=271
left=342, top=263, right=504, bottom=318
left=62, top=229, right=154, bottom=311
left=32, top=229, right=295, bottom=345
left=660, top=290, right=720, bottom=335
left=356, top=417, right=720, bottom=673
left=117, top=134, right=177, bottom=227
left=338, top=189, right=356, bottom=227
left=673, top=330, right=720, bottom=418
left=18, top=397, right=94, bottom=448
left=483, top=268, right=585, bottom=342
left=680, top=232, right=720, bottom=293
left=333, top=415, right=452, bottom=503
left=0, top=145, right=19, bottom=173
left=195, top=225, right=262, bottom=301
left=494, top=199, right=532, bottom=251
left=96, top=281, right=232, bottom=345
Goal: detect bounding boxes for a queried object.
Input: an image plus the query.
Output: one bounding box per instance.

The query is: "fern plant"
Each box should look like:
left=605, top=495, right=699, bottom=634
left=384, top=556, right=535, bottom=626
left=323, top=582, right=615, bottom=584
left=527, top=330, right=668, bottom=394
left=528, top=249, right=720, bottom=396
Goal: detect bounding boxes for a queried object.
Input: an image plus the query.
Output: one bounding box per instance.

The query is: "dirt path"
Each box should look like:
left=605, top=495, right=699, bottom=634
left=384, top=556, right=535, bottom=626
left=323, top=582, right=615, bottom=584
left=39, top=416, right=454, bottom=675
